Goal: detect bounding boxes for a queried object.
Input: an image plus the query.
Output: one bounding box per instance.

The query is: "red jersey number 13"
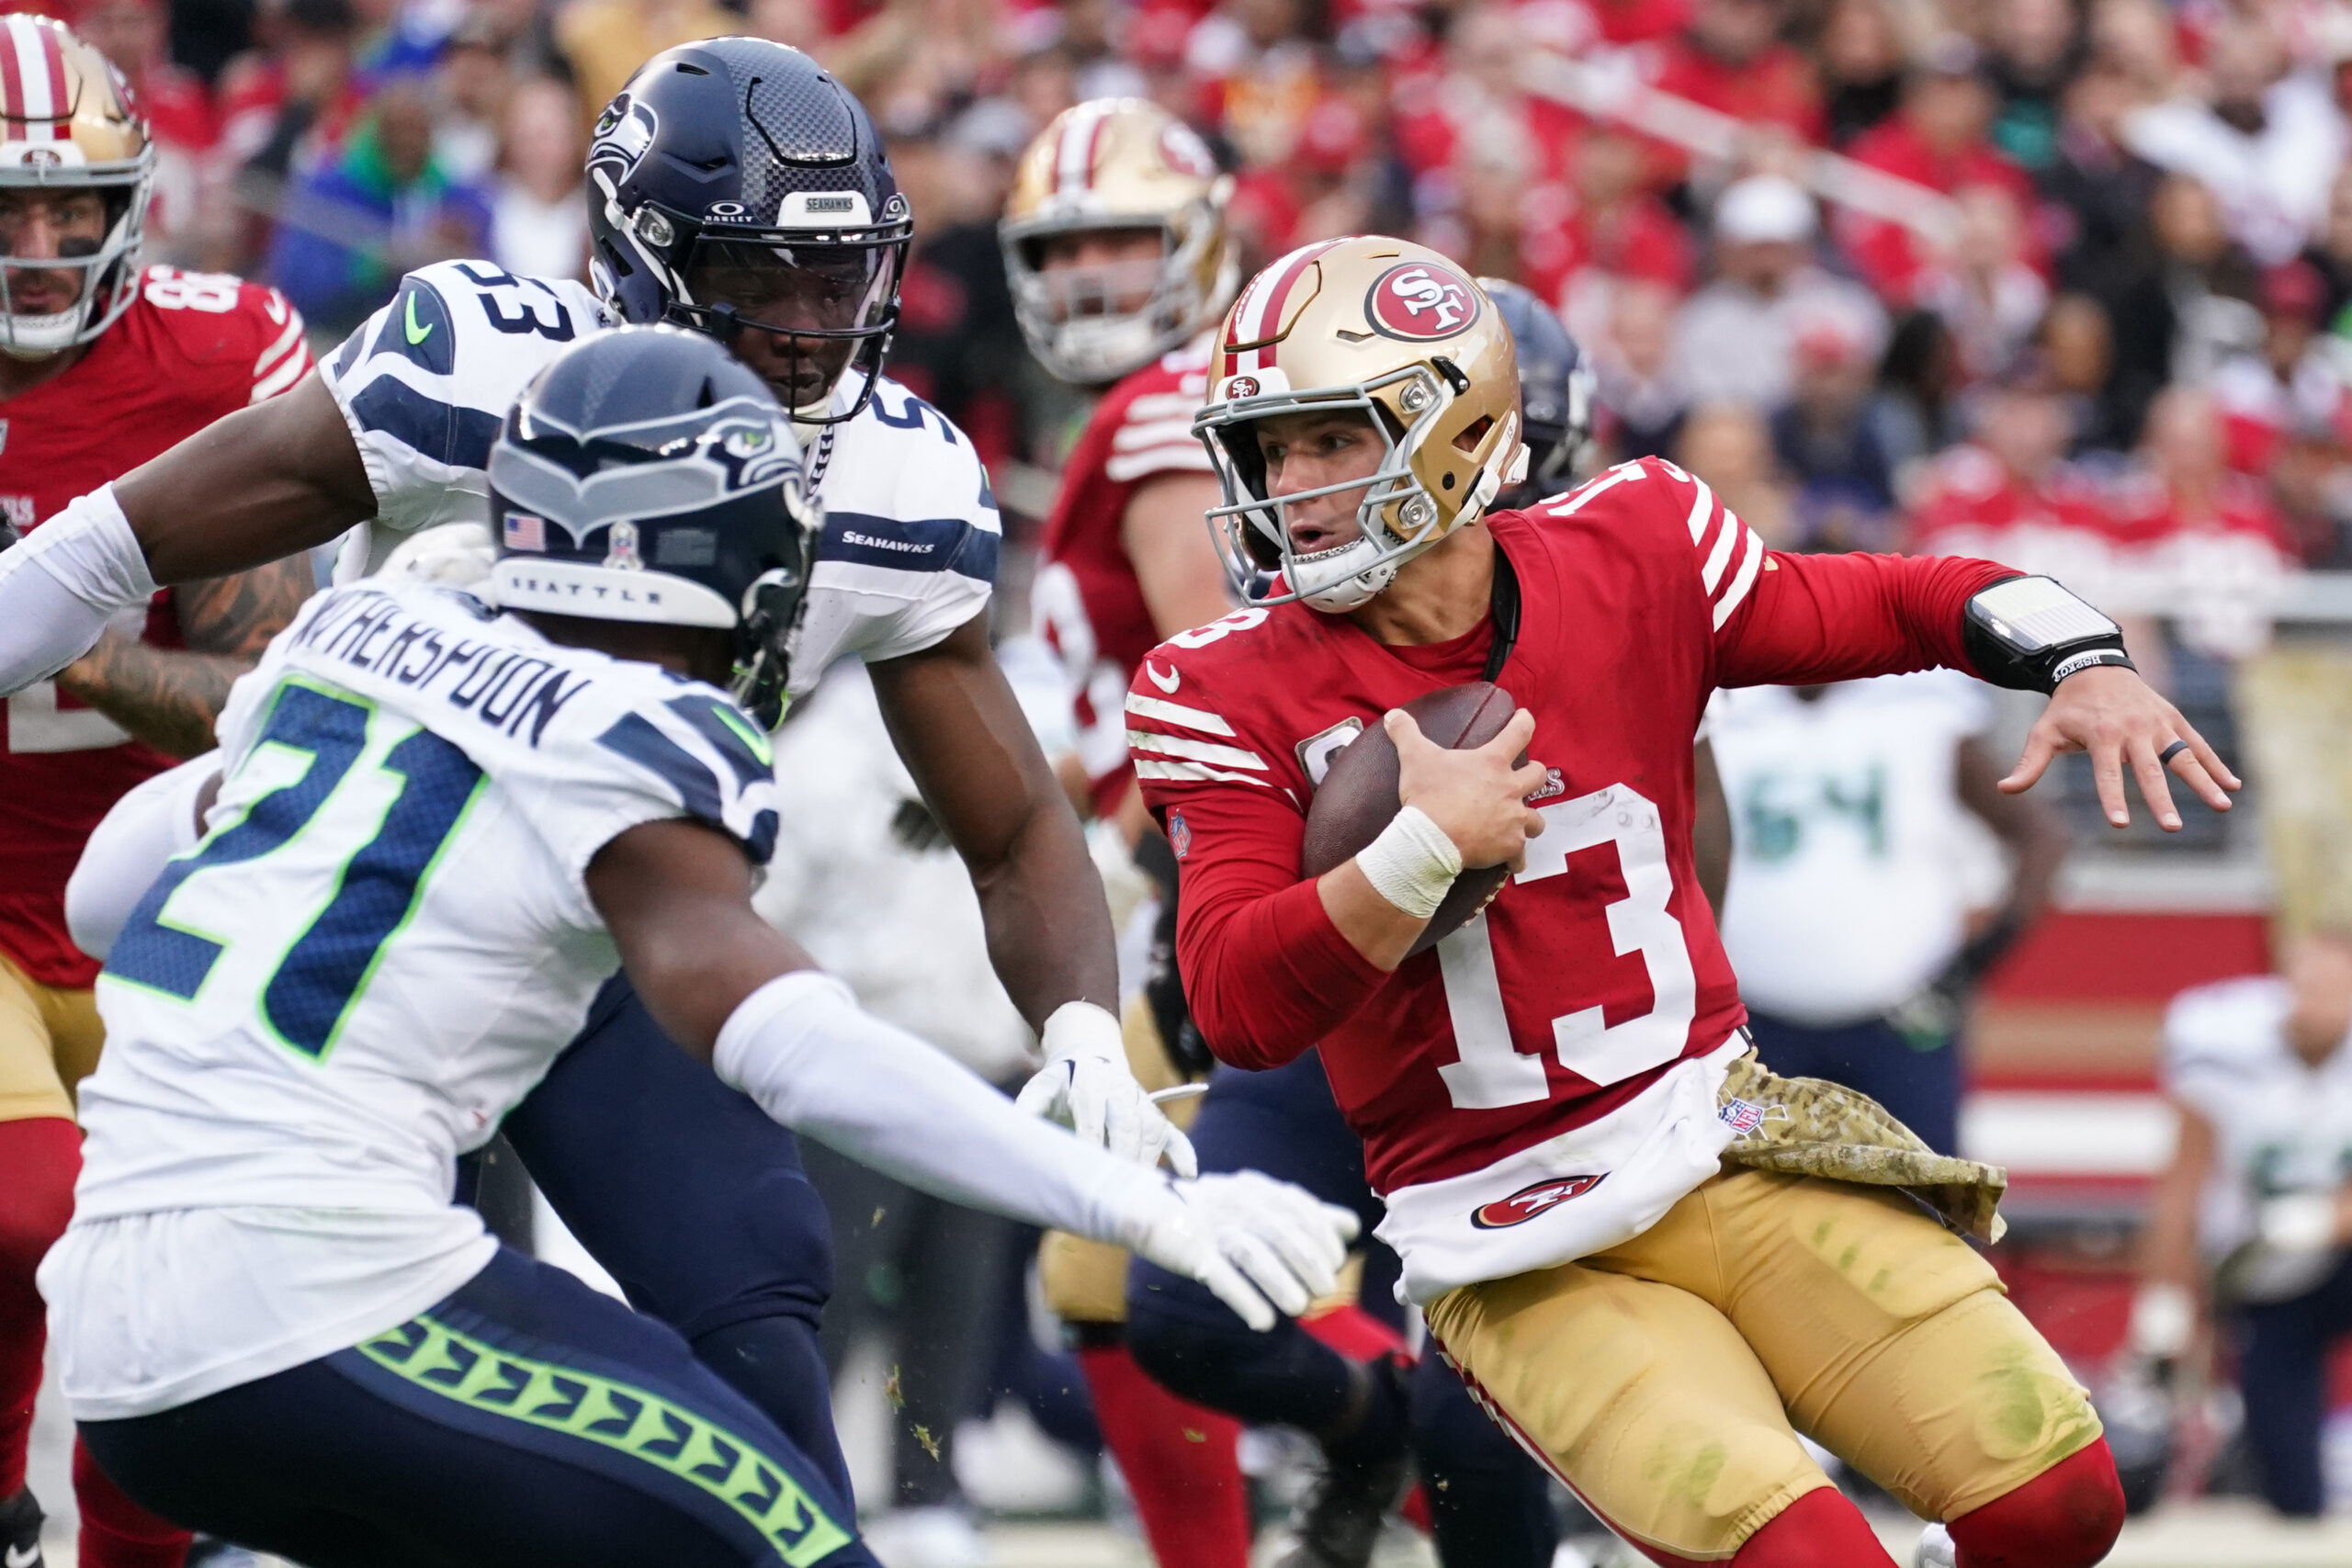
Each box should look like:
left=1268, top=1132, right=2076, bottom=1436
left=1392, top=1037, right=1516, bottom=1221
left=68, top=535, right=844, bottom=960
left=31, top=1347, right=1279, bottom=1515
left=1433, top=783, right=1696, bottom=1110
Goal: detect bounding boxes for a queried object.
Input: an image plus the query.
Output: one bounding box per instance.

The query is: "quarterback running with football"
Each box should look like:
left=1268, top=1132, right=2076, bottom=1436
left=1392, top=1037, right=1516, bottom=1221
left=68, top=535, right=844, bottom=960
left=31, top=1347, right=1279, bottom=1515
left=1129, top=235, right=2234, bottom=1566
left=0, top=36, right=1187, bottom=1523
left=0, top=17, right=314, bottom=1568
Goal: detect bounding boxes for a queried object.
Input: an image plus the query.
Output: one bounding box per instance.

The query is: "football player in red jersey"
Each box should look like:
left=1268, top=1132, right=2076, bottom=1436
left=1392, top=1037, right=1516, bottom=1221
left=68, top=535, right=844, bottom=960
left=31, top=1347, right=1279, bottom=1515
left=0, top=18, right=313, bottom=1568
left=1000, top=96, right=1257, bottom=1568
left=1129, top=235, right=2236, bottom=1568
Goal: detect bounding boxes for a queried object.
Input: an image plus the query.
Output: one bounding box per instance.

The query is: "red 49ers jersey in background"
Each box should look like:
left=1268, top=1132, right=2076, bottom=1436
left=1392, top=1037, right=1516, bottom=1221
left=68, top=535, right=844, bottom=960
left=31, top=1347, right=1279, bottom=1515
left=1128, top=457, right=2014, bottom=1214
left=0, top=266, right=311, bottom=987
left=1032, top=339, right=1215, bottom=817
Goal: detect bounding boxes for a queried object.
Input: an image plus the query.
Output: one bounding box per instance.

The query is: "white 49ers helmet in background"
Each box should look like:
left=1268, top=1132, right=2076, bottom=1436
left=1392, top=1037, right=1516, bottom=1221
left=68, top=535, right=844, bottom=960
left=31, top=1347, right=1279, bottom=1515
left=1193, top=235, right=1524, bottom=613
left=1000, top=97, right=1237, bottom=386
left=0, top=14, right=153, bottom=357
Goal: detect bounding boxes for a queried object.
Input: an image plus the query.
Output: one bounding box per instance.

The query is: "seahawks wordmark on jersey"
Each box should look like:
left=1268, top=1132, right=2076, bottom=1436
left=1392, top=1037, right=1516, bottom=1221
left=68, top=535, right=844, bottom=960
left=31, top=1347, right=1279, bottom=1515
left=45, top=581, right=778, bottom=1418
left=321, top=260, right=1000, bottom=689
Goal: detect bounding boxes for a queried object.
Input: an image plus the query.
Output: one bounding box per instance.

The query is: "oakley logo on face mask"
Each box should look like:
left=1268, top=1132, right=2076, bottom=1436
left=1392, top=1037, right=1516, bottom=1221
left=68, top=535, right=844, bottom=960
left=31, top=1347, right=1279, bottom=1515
left=1366, top=262, right=1480, bottom=342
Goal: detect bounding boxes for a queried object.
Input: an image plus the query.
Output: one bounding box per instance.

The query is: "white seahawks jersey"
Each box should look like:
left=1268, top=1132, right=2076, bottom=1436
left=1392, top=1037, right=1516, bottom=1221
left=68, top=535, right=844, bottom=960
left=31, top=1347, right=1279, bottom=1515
left=1710, top=671, right=1996, bottom=1026
left=45, top=581, right=778, bottom=1416
left=319, top=260, right=999, bottom=690
left=2163, top=977, right=2352, bottom=1260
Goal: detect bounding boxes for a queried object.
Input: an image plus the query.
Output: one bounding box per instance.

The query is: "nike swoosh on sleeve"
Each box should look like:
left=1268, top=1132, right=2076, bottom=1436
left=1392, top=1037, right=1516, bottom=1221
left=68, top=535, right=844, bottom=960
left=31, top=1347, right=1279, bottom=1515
left=1146, top=661, right=1180, bottom=694
left=404, top=294, right=434, bottom=344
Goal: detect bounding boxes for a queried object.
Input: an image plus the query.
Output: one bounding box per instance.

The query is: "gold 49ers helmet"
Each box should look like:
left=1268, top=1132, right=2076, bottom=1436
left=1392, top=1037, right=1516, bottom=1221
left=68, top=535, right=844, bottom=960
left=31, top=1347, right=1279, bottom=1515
left=1001, top=97, right=1236, bottom=385
left=0, top=14, right=153, bottom=357
left=1193, top=236, right=1524, bottom=612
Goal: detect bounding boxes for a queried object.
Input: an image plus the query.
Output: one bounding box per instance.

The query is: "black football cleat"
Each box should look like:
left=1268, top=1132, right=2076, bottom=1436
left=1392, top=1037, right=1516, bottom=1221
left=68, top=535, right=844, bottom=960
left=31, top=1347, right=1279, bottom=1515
left=1268, top=1446, right=1413, bottom=1568
left=1, top=1487, right=44, bottom=1568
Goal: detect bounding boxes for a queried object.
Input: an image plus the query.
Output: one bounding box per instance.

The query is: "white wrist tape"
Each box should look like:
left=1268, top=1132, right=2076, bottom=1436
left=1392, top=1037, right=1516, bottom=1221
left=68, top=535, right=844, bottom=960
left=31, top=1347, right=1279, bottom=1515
left=713, top=969, right=1169, bottom=1240
left=1354, top=805, right=1464, bottom=919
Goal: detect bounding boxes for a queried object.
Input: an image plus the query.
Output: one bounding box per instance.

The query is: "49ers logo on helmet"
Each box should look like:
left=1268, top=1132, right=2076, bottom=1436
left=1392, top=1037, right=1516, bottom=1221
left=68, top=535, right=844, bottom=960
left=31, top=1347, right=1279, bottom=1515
left=1159, top=121, right=1217, bottom=179
left=1468, top=1173, right=1606, bottom=1229
left=1366, top=262, right=1481, bottom=342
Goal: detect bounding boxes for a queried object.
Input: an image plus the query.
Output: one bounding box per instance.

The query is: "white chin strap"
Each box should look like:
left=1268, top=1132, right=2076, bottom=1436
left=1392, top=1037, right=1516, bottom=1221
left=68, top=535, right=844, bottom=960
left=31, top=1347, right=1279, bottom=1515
left=1294, top=536, right=1405, bottom=613
left=0, top=302, right=90, bottom=359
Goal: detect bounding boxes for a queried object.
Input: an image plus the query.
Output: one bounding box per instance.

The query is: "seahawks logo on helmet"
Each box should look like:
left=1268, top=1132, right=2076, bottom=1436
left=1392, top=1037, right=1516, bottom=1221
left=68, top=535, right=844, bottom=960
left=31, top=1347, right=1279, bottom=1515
left=588, top=94, right=659, bottom=178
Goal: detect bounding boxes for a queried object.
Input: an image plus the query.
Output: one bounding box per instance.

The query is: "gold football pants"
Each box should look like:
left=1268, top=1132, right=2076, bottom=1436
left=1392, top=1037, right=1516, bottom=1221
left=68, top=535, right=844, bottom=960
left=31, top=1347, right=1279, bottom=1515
left=1426, top=1168, right=2100, bottom=1562
left=0, top=948, right=101, bottom=1123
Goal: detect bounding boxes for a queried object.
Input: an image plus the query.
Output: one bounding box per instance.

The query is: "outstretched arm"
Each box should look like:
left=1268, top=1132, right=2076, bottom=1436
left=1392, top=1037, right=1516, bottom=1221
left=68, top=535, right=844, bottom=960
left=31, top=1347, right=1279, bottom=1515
left=589, top=817, right=1350, bottom=1328
left=117, top=371, right=377, bottom=582
left=870, top=613, right=1193, bottom=1172
left=0, top=372, right=372, bottom=694
left=1715, top=548, right=2238, bottom=830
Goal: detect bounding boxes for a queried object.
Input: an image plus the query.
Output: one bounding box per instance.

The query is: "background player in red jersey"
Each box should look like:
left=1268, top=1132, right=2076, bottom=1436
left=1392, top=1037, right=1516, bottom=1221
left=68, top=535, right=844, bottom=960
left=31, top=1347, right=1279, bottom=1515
left=0, top=18, right=313, bottom=1568
left=1130, top=234, right=2235, bottom=1567
left=1000, top=96, right=1257, bottom=1568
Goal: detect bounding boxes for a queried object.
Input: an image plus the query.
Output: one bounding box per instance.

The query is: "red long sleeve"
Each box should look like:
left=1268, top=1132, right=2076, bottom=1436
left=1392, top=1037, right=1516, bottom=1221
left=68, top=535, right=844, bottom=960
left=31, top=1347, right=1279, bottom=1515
left=1165, top=783, right=1390, bottom=1068
left=1713, top=547, right=2018, bottom=689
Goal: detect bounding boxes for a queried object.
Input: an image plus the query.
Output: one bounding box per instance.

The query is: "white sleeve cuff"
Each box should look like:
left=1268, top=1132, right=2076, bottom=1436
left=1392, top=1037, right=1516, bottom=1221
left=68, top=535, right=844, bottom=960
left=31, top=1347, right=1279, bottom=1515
left=0, top=486, right=153, bottom=692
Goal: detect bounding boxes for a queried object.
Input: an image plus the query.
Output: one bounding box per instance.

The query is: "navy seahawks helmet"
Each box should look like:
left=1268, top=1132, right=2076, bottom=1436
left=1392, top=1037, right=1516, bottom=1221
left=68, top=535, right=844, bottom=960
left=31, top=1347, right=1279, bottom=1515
left=488, top=326, right=820, bottom=728
left=1478, top=277, right=1597, bottom=511
left=585, top=39, right=911, bottom=425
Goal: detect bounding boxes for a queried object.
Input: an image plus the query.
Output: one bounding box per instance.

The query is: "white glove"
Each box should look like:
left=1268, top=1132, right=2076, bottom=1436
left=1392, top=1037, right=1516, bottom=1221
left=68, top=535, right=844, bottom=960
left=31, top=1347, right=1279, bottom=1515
left=1124, top=1170, right=1360, bottom=1331
left=1016, top=999, right=1198, bottom=1177
left=379, top=521, right=496, bottom=587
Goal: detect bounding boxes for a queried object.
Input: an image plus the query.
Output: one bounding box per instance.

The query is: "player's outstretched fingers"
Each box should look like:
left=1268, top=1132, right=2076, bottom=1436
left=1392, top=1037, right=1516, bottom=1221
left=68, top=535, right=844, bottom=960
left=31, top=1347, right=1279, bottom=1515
left=1999, top=726, right=2060, bottom=795
left=2127, top=733, right=2182, bottom=832
left=1161, top=1122, right=1199, bottom=1180
left=2086, top=727, right=2132, bottom=828
left=1218, top=1228, right=1316, bottom=1321
left=1197, top=1251, right=1278, bottom=1332
left=1102, top=1077, right=1143, bottom=1165
left=2164, top=724, right=2238, bottom=810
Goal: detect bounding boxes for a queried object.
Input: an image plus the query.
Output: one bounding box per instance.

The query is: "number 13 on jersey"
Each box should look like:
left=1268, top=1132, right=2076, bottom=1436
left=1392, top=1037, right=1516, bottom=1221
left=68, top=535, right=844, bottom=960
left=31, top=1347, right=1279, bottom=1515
left=1434, top=784, right=1698, bottom=1110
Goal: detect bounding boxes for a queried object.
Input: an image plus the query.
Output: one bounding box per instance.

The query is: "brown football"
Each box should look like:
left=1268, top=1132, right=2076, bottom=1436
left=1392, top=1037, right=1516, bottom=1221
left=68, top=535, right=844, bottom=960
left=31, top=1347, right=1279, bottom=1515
left=1301, top=682, right=1519, bottom=955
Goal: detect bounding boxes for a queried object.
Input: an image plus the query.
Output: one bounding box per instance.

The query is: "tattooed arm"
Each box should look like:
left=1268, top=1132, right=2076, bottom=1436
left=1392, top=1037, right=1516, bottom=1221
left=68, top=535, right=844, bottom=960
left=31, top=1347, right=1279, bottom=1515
left=53, top=554, right=314, bottom=757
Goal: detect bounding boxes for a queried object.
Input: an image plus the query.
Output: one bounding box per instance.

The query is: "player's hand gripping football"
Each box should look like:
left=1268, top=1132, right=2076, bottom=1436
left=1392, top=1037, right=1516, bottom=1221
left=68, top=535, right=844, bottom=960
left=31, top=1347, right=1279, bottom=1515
left=1017, top=1000, right=1200, bottom=1177
left=1999, top=666, right=2239, bottom=831
left=1125, top=1170, right=1361, bottom=1331
left=1390, top=706, right=1549, bottom=870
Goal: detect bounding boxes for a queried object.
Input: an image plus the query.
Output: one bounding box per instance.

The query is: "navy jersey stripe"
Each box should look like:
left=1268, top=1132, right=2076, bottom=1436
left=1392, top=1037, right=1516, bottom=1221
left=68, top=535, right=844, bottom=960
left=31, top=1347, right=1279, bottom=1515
left=347, top=378, right=503, bottom=475
left=663, top=696, right=773, bottom=791
left=594, top=713, right=762, bottom=859
left=818, top=512, right=1000, bottom=584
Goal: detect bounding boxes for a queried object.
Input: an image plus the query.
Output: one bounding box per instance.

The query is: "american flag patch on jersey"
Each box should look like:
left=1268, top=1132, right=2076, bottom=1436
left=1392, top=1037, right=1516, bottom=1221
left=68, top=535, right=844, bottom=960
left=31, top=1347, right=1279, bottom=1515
left=503, top=513, right=545, bottom=551
left=1720, top=1098, right=1772, bottom=1135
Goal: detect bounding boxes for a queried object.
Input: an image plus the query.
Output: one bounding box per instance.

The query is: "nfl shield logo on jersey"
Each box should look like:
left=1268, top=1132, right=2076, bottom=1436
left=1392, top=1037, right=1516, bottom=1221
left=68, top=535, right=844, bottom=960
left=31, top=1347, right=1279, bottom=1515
left=1720, top=1098, right=1773, bottom=1135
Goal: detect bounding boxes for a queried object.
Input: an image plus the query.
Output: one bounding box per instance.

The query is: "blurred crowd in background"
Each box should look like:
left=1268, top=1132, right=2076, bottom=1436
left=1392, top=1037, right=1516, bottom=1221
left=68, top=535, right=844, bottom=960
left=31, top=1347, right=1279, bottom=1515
left=33, top=0, right=2352, bottom=610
